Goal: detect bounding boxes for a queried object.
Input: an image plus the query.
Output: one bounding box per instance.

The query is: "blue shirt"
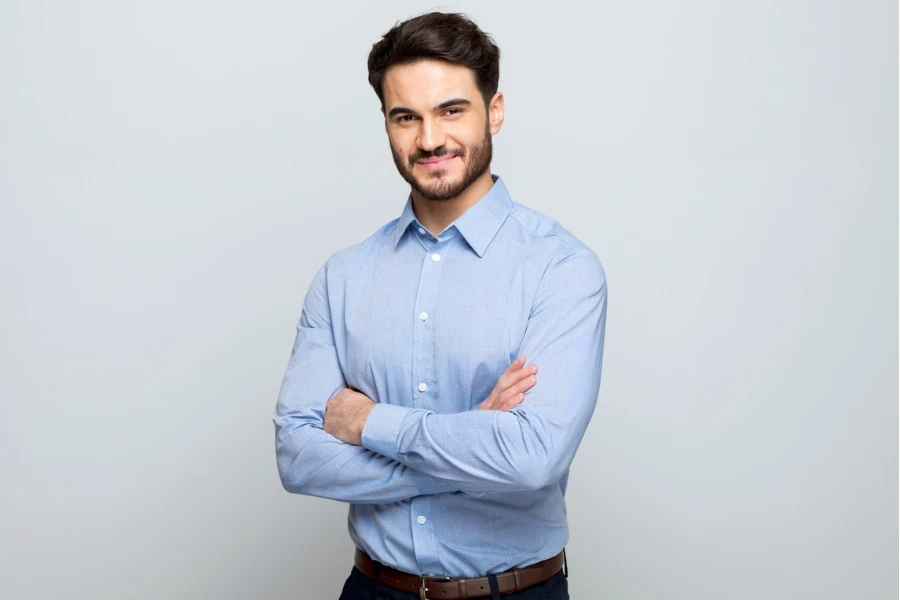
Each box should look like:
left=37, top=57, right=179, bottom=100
left=272, top=174, right=608, bottom=577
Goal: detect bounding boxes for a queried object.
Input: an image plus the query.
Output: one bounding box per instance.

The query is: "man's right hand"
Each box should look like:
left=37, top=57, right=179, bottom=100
left=477, top=356, right=538, bottom=412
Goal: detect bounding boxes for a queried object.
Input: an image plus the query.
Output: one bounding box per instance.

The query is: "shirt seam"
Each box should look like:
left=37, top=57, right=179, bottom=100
left=528, top=246, right=584, bottom=320
left=505, top=213, right=577, bottom=256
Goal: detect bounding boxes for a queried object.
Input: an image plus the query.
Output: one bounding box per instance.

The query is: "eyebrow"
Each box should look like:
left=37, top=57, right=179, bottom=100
left=388, top=98, right=472, bottom=118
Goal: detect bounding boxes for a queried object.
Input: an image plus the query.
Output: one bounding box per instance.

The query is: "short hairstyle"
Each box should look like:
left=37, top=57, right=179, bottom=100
left=367, top=11, right=501, bottom=110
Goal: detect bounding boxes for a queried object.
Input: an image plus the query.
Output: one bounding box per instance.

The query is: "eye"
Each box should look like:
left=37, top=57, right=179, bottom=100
left=397, top=114, right=417, bottom=123
left=444, top=108, right=463, bottom=116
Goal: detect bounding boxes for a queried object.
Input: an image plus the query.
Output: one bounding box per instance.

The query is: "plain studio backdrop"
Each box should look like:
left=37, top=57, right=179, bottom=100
left=0, top=1, right=896, bottom=599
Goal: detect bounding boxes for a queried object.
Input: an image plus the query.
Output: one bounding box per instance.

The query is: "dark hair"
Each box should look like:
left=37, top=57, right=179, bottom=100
left=367, top=11, right=501, bottom=110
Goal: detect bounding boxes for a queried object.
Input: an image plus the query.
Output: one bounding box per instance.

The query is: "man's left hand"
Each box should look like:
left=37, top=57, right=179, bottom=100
left=324, top=388, right=376, bottom=446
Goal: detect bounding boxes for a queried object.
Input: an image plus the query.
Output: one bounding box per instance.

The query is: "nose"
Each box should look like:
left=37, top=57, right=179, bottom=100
left=416, top=118, right=446, bottom=153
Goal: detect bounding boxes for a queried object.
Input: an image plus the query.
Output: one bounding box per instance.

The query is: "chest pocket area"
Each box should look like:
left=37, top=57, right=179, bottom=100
left=341, top=292, right=414, bottom=405
left=431, top=290, right=517, bottom=411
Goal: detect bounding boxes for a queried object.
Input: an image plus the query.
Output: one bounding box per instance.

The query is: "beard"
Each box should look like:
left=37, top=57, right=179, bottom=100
left=390, top=123, right=493, bottom=202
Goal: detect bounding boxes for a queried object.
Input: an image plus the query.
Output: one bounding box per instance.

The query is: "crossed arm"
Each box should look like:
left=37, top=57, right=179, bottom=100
left=272, top=249, right=608, bottom=501
left=272, top=262, right=455, bottom=504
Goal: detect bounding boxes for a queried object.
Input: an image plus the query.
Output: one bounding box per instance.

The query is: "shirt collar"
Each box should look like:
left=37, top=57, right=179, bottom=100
left=392, top=174, right=513, bottom=258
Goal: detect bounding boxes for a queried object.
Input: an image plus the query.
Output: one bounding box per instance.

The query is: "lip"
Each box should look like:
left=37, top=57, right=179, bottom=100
left=417, top=155, right=457, bottom=170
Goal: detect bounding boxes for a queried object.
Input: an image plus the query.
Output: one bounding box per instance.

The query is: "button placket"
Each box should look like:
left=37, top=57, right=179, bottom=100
left=410, top=239, right=450, bottom=407
left=407, top=234, right=452, bottom=576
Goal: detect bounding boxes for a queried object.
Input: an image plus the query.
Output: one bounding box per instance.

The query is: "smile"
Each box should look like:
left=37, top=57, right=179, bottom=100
left=417, top=155, right=457, bottom=170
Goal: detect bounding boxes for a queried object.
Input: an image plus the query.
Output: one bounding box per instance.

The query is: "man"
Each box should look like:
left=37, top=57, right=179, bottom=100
left=272, top=11, right=607, bottom=600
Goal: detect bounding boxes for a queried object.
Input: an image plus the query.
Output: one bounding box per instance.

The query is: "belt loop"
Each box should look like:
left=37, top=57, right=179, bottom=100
left=487, top=573, right=501, bottom=600
left=371, top=561, right=382, bottom=595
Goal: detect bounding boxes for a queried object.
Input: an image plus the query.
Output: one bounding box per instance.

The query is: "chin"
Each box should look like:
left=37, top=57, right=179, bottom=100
left=423, top=172, right=462, bottom=188
left=423, top=170, right=458, bottom=183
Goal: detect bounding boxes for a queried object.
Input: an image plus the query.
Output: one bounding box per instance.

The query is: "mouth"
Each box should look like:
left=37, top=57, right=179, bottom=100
left=416, top=155, right=458, bottom=171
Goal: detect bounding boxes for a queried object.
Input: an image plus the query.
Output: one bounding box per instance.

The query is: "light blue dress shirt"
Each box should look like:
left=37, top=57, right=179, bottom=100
left=272, top=174, right=608, bottom=578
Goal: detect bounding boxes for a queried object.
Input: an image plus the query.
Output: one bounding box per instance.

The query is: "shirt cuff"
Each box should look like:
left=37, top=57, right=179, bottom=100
left=360, top=403, right=409, bottom=461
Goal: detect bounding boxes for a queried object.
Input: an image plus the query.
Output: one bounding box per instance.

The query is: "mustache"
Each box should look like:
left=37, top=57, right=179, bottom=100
left=409, top=147, right=465, bottom=165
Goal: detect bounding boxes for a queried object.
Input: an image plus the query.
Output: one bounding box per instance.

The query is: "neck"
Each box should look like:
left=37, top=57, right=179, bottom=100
left=411, top=170, right=495, bottom=237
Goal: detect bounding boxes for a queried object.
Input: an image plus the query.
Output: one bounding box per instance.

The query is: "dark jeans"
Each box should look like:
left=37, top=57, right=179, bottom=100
left=338, top=564, right=570, bottom=600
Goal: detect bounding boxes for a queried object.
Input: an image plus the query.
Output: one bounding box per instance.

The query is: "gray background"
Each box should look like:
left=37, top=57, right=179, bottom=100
left=1, top=1, right=896, bottom=598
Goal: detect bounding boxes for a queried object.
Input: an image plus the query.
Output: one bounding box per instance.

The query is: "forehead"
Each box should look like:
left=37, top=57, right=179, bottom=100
left=382, top=60, right=479, bottom=109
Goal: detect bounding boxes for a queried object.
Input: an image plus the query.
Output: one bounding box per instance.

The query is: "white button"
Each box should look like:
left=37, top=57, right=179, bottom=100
left=431, top=253, right=441, bottom=262
left=418, top=382, right=427, bottom=392
left=418, top=227, right=426, bottom=235
left=417, top=516, right=426, bottom=525
left=419, top=312, right=428, bottom=321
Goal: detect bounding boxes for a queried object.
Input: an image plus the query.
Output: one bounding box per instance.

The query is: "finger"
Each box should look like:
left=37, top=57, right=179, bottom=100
left=499, top=392, right=525, bottom=412
left=483, top=360, right=536, bottom=411
left=497, top=371, right=537, bottom=405
left=484, top=378, right=531, bottom=411
left=497, top=363, right=535, bottom=398
left=480, top=361, right=523, bottom=410
left=477, top=392, right=500, bottom=410
left=495, top=356, right=527, bottom=390
left=503, top=374, right=538, bottom=409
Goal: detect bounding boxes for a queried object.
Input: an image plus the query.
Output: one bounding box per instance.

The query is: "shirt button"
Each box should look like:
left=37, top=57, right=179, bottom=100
left=418, top=382, right=427, bottom=392
left=418, top=227, right=426, bottom=235
left=417, top=516, right=427, bottom=525
left=419, top=312, right=428, bottom=321
left=431, top=253, right=441, bottom=262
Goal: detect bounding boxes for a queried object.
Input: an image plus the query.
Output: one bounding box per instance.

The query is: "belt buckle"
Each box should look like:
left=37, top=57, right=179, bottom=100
left=418, top=574, right=452, bottom=600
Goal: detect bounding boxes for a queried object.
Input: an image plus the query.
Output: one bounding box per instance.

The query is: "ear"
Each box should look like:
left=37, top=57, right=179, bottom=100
left=381, top=106, right=388, bottom=133
left=488, top=92, right=505, bottom=136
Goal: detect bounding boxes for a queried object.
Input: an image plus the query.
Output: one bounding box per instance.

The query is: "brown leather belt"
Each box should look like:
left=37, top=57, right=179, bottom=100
left=354, top=547, right=566, bottom=599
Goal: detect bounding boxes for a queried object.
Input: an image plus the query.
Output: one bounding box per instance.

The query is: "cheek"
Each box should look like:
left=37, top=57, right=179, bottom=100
left=452, top=128, right=484, bottom=153
left=390, top=135, right=416, bottom=160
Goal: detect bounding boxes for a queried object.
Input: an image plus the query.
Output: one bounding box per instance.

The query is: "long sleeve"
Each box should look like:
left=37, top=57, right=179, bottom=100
left=360, top=248, right=608, bottom=494
left=272, top=260, right=459, bottom=504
